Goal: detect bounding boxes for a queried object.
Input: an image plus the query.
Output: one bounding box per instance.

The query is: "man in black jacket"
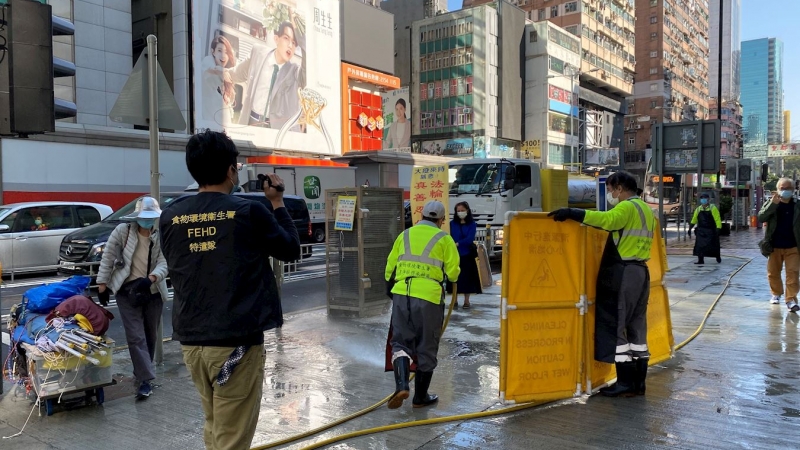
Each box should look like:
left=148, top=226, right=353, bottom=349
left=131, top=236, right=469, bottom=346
left=159, top=130, right=300, bottom=450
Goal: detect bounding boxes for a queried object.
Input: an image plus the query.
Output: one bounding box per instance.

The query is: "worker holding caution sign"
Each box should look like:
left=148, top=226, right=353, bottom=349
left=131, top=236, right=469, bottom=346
left=549, top=171, right=655, bottom=397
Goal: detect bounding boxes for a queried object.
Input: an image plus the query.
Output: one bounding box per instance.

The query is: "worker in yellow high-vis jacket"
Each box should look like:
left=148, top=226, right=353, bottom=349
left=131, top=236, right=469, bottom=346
left=385, top=200, right=460, bottom=409
left=549, top=171, right=655, bottom=398
left=688, top=192, right=722, bottom=264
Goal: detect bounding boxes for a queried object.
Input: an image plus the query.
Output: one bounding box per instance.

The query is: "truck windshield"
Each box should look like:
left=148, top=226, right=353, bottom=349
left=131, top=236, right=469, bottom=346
left=449, top=163, right=507, bottom=195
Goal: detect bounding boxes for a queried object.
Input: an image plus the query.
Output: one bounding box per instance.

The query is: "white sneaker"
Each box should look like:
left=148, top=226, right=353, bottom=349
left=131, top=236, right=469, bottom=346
left=787, top=300, right=800, bottom=313
left=771, top=295, right=781, bottom=304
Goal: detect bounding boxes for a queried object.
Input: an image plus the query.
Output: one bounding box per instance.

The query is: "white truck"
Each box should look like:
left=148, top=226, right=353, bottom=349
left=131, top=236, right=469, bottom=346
left=246, top=163, right=357, bottom=243
left=448, top=158, right=542, bottom=258
left=448, top=158, right=594, bottom=258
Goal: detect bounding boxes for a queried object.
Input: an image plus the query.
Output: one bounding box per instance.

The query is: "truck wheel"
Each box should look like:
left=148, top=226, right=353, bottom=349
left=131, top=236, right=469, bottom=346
left=313, top=227, right=326, bottom=243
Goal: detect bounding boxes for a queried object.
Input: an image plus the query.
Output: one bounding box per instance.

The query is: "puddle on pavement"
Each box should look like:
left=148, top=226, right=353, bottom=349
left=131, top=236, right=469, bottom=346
left=781, top=407, right=800, bottom=417
left=764, top=379, right=795, bottom=396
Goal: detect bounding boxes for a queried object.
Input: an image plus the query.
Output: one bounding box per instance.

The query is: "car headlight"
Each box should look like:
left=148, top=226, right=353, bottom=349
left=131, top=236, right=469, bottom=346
left=88, top=243, right=105, bottom=262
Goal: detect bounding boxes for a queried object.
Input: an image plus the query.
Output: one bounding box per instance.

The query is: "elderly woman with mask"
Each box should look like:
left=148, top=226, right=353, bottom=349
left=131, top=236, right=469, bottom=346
left=97, top=197, right=169, bottom=399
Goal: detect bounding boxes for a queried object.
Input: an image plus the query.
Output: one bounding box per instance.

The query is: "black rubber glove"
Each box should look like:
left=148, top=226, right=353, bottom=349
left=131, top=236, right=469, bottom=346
left=97, top=289, right=110, bottom=307
left=547, top=208, right=586, bottom=223
left=134, top=277, right=153, bottom=293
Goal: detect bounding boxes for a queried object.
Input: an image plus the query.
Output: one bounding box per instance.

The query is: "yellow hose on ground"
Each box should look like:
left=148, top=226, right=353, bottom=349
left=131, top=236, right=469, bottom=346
left=250, top=285, right=458, bottom=450
left=254, top=256, right=751, bottom=450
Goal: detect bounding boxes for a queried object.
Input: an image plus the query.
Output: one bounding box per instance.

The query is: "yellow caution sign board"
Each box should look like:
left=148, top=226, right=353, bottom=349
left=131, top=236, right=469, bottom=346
left=500, top=212, right=674, bottom=403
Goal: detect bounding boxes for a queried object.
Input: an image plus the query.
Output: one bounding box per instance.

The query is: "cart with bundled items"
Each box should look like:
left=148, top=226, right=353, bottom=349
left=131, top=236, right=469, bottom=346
left=4, top=276, right=116, bottom=416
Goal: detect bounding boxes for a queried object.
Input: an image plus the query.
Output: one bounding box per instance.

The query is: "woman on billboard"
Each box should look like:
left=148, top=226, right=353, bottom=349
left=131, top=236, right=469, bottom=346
left=384, top=99, right=410, bottom=150
left=201, top=35, right=237, bottom=125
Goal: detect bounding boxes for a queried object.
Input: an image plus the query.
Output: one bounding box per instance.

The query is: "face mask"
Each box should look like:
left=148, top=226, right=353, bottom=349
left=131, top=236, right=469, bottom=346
left=780, top=190, right=793, bottom=200
left=229, top=165, right=239, bottom=195
left=137, top=219, right=155, bottom=229
left=457, top=211, right=468, bottom=219
left=700, top=198, right=708, bottom=205
left=606, top=191, right=619, bottom=206
left=34, top=219, right=42, bottom=226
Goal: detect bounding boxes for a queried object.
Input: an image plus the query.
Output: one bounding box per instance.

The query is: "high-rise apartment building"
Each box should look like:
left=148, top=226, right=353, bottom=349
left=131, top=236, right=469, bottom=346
left=467, top=0, right=635, bottom=170
left=708, top=0, right=740, bottom=102
left=410, top=2, right=526, bottom=158
left=626, top=0, right=711, bottom=177
left=741, top=38, right=784, bottom=146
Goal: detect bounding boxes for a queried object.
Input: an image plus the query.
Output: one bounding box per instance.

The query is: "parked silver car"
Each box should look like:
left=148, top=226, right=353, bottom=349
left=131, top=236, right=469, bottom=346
left=0, top=201, right=113, bottom=275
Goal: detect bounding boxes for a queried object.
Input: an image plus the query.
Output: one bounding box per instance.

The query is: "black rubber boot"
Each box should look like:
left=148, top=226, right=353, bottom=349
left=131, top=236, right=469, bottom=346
left=694, top=258, right=704, bottom=265
left=634, top=358, right=649, bottom=395
left=412, top=371, right=438, bottom=408
left=599, top=362, right=637, bottom=398
left=388, top=357, right=410, bottom=409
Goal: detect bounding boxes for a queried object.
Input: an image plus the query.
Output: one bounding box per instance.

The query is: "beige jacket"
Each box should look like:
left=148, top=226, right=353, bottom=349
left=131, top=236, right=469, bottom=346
left=96, top=223, right=169, bottom=302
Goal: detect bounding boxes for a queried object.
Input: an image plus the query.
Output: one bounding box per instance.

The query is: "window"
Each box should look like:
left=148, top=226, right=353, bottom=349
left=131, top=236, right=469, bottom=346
left=435, top=111, right=443, bottom=127
left=650, top=0, right=658, bottom=5
left=421, top=84, right=427, bottom=101
left=650, top=83, right=659, bottom=92
left=457, top=78, right=466, bottom=95
left=564, top=1, right=578, bottom=13
left=450, top=79, right=457, bottom=96
left=650, top=32, right=658, bottom=40
left=538, top=8, right=545, bottom=20
left=75, top=206, right=101, bottom=227
left=529, top=30, right=538, bottom=43
left=434, top=81, right=442, bottom=99
left=650, top=51, right=658, bottom=58
left=649, top=67, right=658, bottom=74
left=466, top=76, right=473, bottom=94
left=629, top=137, right=635, bottom=146
left=550, top=5, right=559, bottom=17
left=0, top=210, right=18, bottom=232
left=13, top=206, right=75, bottom=232
left=428, top=82, right=434, bottom=99
left=650, top=16, right=657, bottom=24
left=513, top=165, right=532, bottom=196
left=650, top=100, right=658, bottom=108
left=442, top=78, right=450, bottom=98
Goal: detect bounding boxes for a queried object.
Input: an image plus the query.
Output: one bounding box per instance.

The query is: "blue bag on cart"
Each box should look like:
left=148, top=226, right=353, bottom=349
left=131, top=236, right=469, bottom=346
left=23, top=276, right=91, bottom=314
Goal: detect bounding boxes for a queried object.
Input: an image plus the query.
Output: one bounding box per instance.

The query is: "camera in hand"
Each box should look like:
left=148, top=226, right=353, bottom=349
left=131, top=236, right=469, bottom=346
left=255, top=174, right=285, bottom=192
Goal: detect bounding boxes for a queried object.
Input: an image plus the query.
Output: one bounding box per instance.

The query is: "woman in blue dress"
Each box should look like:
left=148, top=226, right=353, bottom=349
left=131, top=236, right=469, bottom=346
left=447, top=202, right=482, bottom=308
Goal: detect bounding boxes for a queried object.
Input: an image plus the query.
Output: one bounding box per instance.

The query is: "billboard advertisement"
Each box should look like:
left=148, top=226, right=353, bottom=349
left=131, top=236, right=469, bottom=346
left=382, top=87, right=411, bottom=152
left=417, top=138, right=474, bottom=157
left=584, top=148, right=619, bottom=166
left=192, top=0, right=342, bottom=154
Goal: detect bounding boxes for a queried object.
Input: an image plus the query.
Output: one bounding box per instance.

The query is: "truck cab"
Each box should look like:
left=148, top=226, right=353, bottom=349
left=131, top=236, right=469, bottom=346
left=448, top=158, right=541, bottom=257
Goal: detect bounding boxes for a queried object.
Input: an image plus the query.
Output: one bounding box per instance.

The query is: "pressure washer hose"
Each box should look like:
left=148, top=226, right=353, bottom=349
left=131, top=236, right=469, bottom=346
left=250, top=285, right=459, bottom=450
left=252, top=257, right=751, bottom=450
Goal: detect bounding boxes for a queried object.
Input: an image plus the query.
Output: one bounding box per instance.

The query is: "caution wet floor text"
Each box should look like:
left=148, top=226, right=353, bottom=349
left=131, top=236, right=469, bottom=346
left=500, top=212, right=674, bottom=403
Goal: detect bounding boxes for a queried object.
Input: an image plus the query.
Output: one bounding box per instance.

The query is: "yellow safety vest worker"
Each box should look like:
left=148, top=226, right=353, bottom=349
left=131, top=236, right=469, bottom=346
left=385, top=224, right=461, bottom=304
left=583, top=198, right=655, bottom=261
left=691, top=204, right=722, bottom=228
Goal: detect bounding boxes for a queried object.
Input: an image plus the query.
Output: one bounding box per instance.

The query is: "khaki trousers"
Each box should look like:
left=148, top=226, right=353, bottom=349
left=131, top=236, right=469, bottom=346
left=767, top=247, right=800, bottom=303
left=182, top=345, right=266, bottom=450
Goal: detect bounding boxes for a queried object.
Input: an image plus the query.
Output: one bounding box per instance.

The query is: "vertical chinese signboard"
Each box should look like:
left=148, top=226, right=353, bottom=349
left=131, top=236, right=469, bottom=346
left=410, top=165, right=449, bottom=233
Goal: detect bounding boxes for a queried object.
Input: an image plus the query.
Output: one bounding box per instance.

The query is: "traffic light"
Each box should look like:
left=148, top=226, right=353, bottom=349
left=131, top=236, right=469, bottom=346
left=761, top=163, right=769, bottom=182
left=737, top=164, right=751, bottom=182
left=0, top=0, right=75, bottom=135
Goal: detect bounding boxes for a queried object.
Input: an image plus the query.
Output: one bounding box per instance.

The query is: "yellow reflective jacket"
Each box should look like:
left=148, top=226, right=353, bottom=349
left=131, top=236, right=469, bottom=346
left=583, top=197, right=655, bottom=261
left=691, top=204, right=721, bottom=229
left=385, top=222, right=461, bottom=304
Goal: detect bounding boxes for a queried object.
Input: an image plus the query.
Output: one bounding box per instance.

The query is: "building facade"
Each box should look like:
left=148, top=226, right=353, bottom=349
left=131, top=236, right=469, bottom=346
left=708, top=0, right=740, bottom=102
left=410, top=2, right=526, bottom=159
left=741, top=38, right=784, bottom=146
left=708, top=98, right=743, bottom=159
left=469, top=0, right=634, bottom=171
left=627, top=0, right=711, bottom=178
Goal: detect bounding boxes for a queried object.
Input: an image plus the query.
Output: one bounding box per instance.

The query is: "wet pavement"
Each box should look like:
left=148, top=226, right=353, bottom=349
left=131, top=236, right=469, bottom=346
left=2, top=229, right=798, bottom=449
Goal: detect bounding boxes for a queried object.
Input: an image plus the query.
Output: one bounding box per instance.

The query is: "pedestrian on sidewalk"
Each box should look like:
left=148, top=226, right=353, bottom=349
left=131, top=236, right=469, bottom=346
left=446, top=202, right=482, bottom=308
left=385, top=200, right=460, bottom=409
left=548, top=171, right=655, bottom=397
left=159, top=130, right=300, bottom=450
left=688, top=192, right=722, bottom=265
left=757, top=178, right=800, bottom=312
left=96, top=196, right=169, bottom=400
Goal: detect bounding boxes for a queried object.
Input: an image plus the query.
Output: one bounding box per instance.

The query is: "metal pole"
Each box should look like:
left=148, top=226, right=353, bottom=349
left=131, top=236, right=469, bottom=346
left=696, top=122, right=703, bottom=237
left=146, top=35, right=163, bottom=364
left=717, top=0, right=724, bottom=119
left=571, top=67, right=577, bottom=172
left=658, top=127, right=665, bottom=239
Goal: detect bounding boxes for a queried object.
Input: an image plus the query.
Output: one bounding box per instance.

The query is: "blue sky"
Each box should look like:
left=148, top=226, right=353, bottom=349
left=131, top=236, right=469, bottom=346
left=741, top=0, right=799, bottom=140
left=444, top=1, right=797, bottom=139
